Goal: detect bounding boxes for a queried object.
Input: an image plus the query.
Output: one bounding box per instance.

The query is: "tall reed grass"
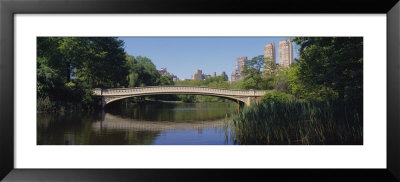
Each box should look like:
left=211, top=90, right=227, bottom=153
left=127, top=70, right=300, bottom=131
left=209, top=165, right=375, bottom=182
left=229, top=100, right=362, bottom=145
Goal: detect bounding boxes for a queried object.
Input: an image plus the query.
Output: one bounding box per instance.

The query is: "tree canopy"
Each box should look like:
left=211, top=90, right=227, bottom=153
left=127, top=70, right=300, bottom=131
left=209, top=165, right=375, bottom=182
left=37, top=37, right=174, bottom=110
left=293, top=37, right=363, bottom=102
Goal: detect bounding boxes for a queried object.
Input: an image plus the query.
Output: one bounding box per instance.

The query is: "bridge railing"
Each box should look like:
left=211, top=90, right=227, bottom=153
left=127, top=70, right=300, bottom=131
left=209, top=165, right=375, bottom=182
left=93, top=86, right=266, bottom=97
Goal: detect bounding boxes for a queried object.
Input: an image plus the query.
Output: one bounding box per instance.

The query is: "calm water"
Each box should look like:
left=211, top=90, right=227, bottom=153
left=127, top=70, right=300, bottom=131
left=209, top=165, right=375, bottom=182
left=37, top=101, right=237, bottom=145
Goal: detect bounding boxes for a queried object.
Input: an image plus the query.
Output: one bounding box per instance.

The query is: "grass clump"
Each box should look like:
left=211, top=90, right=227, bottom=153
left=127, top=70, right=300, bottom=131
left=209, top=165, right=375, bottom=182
left=230, top=99, right=362, bottom=145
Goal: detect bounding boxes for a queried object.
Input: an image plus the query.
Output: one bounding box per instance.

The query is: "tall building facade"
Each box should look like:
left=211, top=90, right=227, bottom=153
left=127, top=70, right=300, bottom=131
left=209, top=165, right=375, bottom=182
left=231, top=56, right=247, bottom=82
left=264, top=43, right=276, bottom=74
left=264, top=43, right=276, bottom=63
left=191, top=69, right=213, bottom=80
left=278, top=39, right=293, bottom=67
left=235, top=57, right=247, bottom=72
left=192, top=69, right=203, bottom=80
left=231, top=70, right=240, bottom=82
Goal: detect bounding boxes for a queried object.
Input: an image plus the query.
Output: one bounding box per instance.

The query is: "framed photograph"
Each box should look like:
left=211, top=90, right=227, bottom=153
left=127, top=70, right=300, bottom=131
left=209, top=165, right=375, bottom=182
left=1, top=0, right=399, bottom=181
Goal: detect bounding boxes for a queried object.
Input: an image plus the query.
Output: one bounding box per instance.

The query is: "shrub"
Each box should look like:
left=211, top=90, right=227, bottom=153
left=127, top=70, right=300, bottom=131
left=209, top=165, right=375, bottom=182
left=262, top=90, right=295, bottom=102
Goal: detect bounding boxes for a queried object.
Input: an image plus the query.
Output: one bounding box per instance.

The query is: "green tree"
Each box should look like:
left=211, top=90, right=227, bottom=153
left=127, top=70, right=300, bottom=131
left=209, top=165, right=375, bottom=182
left=58, top=37, right=86, bottom=82
left=37, top=37, right=65, bottom=80
left=126, top=54, right=138, bottom=87
left=241, top=55, right=265, bottom=89
left=282, top=64, right=337, bottom=101
left=293, top=37, right=363, bottom=103
left=159, top=75, right=174, bottom=85
left=76, top=37, right=129, bottom=88
left=136, top=56, right=161, bottom=86
left=37, top=37, right=130, bottom=109
left=126, top=55, right=161, bottom=87
left=263, top=57, right=278, bottom=75
left=37, top=58, right=64, bottom=99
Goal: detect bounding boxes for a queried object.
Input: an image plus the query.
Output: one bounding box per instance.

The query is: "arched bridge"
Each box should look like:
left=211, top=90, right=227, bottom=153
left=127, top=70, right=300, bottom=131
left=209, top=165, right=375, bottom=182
left=92, top=86, right=266, bottom=107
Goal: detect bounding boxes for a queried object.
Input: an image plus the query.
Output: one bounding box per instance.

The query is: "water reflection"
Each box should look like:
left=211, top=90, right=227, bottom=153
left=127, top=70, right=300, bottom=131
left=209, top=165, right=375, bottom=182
left=93, top=113, right=226, bottom=132
left=37, top=101, right=236, bottom=145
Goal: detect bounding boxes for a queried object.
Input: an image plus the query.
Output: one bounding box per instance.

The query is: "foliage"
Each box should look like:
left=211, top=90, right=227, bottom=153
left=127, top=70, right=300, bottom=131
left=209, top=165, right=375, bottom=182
left=230, top=100, right=362, bottom=145
left=37, top=37, right=129, bottom=111
left=37, top=37, right=180, bottom=111
left=126, top=55, right=171, bottom=87
left=241, top=55, right=265, bottom=89
left=293, top=37, right=363, bottom=103
left=262, top=90, right=294, bottom=102
left=235, top=55, right=280, bottom=90
left=178, top=95, right=197, bottom=103
left=263, top=57, right=279, bottom=75
left=175, top=75, right=229, bottom=88
left=37, top=61, right=63, bottom=99
left=159, top=75, right=174, bottom=86
left=174, top=76, right=234, bottom=103
left=272, top=64, right=337, bottom=101
left=229, top=37, right=363, bottom=145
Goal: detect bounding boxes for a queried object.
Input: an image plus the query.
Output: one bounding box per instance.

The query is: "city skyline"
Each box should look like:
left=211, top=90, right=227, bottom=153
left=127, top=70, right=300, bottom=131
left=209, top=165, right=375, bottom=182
left=119, top=37, right=299, bottom=80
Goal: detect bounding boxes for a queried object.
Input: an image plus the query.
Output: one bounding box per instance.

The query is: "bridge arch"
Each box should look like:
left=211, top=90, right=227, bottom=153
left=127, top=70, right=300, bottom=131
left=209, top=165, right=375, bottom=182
left=93, top=86, right=266, bottom=107
left=102, top=92, right=248, bottom=107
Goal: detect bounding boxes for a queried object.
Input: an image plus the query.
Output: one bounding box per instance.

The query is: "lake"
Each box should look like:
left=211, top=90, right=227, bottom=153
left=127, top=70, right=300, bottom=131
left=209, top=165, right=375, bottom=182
left=37, top=101, right=237, bottom=145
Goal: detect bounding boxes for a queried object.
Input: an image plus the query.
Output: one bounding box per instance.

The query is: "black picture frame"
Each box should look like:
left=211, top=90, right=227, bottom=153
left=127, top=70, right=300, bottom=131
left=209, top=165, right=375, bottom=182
left=1, top=0, right=399, bottom=181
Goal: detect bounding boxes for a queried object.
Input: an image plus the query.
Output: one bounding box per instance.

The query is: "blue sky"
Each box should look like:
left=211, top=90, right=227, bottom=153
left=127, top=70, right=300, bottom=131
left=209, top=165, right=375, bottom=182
left=119, top=37, right=299, bottom=80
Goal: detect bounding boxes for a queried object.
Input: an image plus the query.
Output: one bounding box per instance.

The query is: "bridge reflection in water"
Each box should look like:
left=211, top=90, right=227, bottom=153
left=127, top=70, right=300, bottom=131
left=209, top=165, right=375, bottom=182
left=93, top=112, right=227, bottom=132
left=37, top=102, right=235, bottom=145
